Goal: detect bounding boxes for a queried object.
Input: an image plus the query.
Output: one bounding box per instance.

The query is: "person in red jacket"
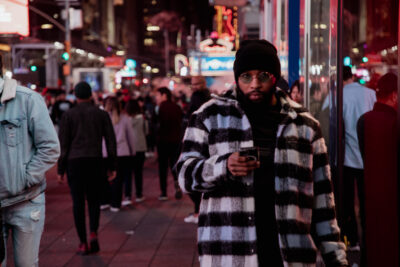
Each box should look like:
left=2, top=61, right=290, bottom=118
left=155, top=87, right=183, bottom=200
left=357, top=72, right=399, bottom=267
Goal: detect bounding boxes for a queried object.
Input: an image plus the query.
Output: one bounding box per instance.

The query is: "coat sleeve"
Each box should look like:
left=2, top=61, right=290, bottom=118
left=26, top=92, right=60, bottom=186
left=124, top=116, right=136, bottom=156
left=311, top=126, right=348, bottom=267
left=103, top=112, right=117, bottom=171
left=175, top=112, right=231, bottom=194
left=57, top=109, right=70, bottom=175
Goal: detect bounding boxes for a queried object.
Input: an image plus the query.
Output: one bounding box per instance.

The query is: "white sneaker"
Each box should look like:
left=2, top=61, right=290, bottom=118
left=158, top=195, right=168, bottom=201
left=184, top=213, right=199, bottom=224
left=100, top=204, right=110, bottom=210
left=121, top=199, right=132, bottom=206
left=136, top=197, right=145, bottom=203
left=110, top=207, right=120, bottom=212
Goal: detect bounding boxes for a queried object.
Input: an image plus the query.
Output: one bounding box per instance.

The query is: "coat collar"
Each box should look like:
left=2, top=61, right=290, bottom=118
left=214, top=87, right=306, bottom=120
left=0, top=77, right=17, bottom=104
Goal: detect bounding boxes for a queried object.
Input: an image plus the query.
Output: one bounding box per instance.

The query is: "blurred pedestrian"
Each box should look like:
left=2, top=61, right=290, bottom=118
left=125, top=99, right=148, bottom=204
left=182, top=77, right=211, bottom=224
left=51, top=91, right=74, bottom=131
left=289, top=79, right=303, bottom=104
left=357, top=73, right=399, bottom=267
left=175, top=40, right=347, bottom=267
left=190, top=75, right=207, bottom=92
left=0, top=55, right=60, bottom=266
left=103, top=97, right=136, bottom=211
left=309, top=82, right=322, bottom=118
left=144, top=95, right=157, bottom=156
left=58, top=82, right=117, bottom=255
left=341, top=66, right=376, bottom=251
left=155, top=87, right=183, bottom=200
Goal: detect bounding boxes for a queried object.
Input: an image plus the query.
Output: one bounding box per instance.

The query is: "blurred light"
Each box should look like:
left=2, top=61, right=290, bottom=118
left=143, top=78, right=149, bottom=84
left=53, top=13, right=59, bottom=19
left=116, top=50, right=125, bottom=56
left=151, top=0, right=157, bottom=5
left=146, top=25, right=160, bottom=31
left=141, top=63, right=148, bottom=68
left=116, top=84, right=122, bottom=90
left=5, top=71, right=12, bottom=79
left=362, top=57, right=368, bottom=63
left=54, top=41, right=64, bottom=49
left=319, top=24, right=327, bottom=29
left=145, top=66, right=152, bottom=72
left=144, top=38, right=154, bottom=46
left=41, top=24, right=53, bottom=29
left=180, top=67, right=188, bottom=76
left=321, top=77, right=326, bottom=83
left=76, top=49, right=85, bottom=55
left=126, top=59, right=136, bottom=68
left=30, top=84, right=37, bottom=90
left=152, top=68, right=159, bottom=74
left=359, top=79, right=366, bottom=85
left=30, top=65, right=37, bottom=72
left=343, top=56, right=351, bottom=66
left=88, top=53, right=96, bottom=59
left=352, top=48, right=359, bottom=54
left=99, top=56, right=104, bottom=62
left=62, top=52, right=70, bottom=60
left=168, top=80, right=174, bottom=90
left=314, top=24, right=319, bottom=29
left=381, top=49, right=387, bottom=56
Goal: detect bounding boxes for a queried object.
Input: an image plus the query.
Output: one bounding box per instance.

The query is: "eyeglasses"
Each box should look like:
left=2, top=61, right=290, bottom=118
left=238, top=72, right=276, bottom=84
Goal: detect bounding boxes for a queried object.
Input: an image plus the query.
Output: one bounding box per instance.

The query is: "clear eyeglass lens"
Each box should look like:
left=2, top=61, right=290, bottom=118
left=239, top=72, right=272, bottom=84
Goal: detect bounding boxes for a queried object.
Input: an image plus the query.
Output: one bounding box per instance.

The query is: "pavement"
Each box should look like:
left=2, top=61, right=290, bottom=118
left=4, top=156, right=360, bottom=267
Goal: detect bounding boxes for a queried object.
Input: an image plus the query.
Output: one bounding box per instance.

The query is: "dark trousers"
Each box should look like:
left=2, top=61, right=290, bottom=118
left=341, top=166, right=365, bottom=246
left=125, top=152, right=146, bottom=198
left=67, top=158, right=103, bottom=244
left=189, top=192, right=201, bottom=214
left=157, top=142, right=180, bottom=196
left=111, top=156, right=132, bottom=208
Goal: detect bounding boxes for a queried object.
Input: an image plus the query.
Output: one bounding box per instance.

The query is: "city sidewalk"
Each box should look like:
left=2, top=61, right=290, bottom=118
left=5, top=157, right=359, bottom=267
left=6, top=157, right=199, bottom=267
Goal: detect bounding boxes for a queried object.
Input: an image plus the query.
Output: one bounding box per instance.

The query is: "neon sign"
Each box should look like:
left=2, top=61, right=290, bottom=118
left=0, top=0, right=29, bottom=36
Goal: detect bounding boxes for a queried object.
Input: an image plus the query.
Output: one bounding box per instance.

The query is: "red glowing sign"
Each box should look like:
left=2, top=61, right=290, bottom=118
left=0, top=0, right=29, bottom=37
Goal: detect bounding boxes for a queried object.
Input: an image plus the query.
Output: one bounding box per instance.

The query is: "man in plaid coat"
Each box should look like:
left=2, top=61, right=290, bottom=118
left=175, top=40, right=348, bottom=267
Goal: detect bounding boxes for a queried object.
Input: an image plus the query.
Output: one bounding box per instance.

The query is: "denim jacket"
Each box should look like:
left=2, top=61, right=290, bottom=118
left=0, top=77, right=60, bottom=208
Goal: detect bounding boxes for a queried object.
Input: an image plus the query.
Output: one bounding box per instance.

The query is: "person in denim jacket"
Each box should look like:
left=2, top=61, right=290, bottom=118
left=0, top=58, right=60, bottom=266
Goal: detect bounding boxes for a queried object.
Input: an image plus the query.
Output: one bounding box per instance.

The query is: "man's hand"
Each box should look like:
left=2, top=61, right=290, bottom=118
left=57, top=174, right=65, bottom=184
left=227, top=152, right=260, bottom=177
left=107, top=170, right=117, bottom=182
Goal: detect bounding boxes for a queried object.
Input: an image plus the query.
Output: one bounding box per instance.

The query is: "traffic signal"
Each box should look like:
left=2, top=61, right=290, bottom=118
left=62, top=52, right=70, bottom=61
left=30, top=65, right=37, bottom=72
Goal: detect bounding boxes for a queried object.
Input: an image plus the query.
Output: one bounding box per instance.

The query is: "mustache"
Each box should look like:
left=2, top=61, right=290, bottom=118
left=245, top=89, right=263, bottom=96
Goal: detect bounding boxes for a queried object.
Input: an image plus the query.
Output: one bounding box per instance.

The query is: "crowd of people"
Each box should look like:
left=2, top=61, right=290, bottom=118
left=0, top=39, right=398, bottom=267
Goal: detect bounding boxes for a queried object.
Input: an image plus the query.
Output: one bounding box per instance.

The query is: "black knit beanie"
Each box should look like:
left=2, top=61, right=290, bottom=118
left=233, top=40, right=281, bottom=83
left=74, top=81, right=92, bottom=99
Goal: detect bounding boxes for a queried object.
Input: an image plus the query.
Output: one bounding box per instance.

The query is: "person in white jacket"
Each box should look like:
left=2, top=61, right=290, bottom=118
left=103, top=97, right=136, bottom=212
left=124, top=99, right=148, bottom=204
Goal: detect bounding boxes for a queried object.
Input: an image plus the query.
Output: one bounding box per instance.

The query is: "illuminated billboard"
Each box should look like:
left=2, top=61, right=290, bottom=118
left=189, top=55, right=235, bottom=76
left=0, top=0, right=29, bottom=36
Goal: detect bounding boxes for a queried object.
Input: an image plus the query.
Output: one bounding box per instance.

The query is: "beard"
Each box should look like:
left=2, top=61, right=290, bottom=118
left=243, top=87, right=276, bottom=105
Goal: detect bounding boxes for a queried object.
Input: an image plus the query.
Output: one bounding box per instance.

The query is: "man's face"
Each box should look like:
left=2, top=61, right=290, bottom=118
left=191, top=77, right=206, bottom=91
left=237, top=70, right=276, bottom=103
left=155, top=92, right=166, bottom=106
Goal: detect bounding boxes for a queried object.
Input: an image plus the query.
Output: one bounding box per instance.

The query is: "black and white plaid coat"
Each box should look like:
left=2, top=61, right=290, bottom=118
left=175, top=88, right=348, bottom=267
